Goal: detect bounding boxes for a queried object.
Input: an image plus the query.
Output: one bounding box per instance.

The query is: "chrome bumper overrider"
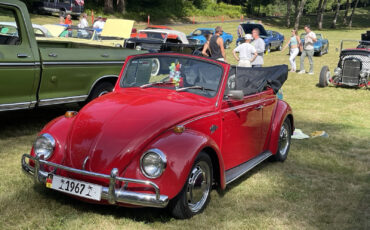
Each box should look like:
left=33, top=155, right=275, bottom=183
left=21, top=154, right=169, bottom=208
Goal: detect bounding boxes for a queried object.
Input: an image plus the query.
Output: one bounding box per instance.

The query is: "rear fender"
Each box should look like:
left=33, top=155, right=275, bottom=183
left=267, top=100, right=294, bottom=155
left=122, top=129, right=225, bottom=199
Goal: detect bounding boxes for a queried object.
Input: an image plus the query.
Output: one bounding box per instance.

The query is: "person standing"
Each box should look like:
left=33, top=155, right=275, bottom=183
left=93, top=16, right=105, bottom=29
left=251, top=28, right=265, bottom=67
left=282, top=29, right=301, bottom=72
left=237, top=23, right=244, bottom=40
left=78, top=13, right=89, bottom=28
left=299, top=25, right=317, bottom=75
left=209, top=26, right=226, bottom=62
left=232, top=34, right=257, bottom=67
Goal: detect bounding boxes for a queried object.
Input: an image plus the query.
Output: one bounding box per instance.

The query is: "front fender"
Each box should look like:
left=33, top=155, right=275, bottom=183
left=267, top=100, right=294, bottom=155
left=122, top=129, right=225, bottom=199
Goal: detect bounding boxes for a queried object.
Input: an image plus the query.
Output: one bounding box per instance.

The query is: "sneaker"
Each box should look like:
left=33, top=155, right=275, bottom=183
left=308, top=72, right=314, bottom=75
left=298, top=70, right=305, bottom=74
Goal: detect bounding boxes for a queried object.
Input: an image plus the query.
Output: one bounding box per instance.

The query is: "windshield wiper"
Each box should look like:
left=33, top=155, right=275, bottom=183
left=176, top=85, right=216, bottom=92
left=140, top=81, right=175, bottom=88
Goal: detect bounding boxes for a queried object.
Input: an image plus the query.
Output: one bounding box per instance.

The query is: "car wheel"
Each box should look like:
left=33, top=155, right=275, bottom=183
left=273, top=118, right=291, bottom=162
left=151, top=58, right=160, bottom=76
left=224, top=40, right=230, bottom=49
left=87, top=81, right=114, bottom=102
left=319, top=66, right=330, bottom=87
left=169, top=152, right=213, bottom=219
left=318, top=49, right=323, bottom=56
left=278, top=42, right=283, bottom=51
left=59, top=10, right=66, bottom=18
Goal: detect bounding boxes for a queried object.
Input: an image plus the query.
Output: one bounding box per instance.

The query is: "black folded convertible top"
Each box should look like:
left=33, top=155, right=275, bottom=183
left=231, top=65, right=288, bottom=95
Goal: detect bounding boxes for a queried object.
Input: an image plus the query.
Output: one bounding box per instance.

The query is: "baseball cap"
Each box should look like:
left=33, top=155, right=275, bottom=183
left=244, top=34, right=252, bottom=40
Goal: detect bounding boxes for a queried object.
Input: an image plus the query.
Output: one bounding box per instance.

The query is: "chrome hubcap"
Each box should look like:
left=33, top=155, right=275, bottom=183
left=186, top=161, right=211, bottom=213
left=279, top=123, right=290, bottom=156
left=326, top=71, right=331, bottom=84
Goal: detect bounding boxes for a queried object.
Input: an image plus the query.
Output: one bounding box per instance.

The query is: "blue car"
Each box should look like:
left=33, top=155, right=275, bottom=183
left=235, top=23, right=284, bottom=54
left=187, top=28, right=233, bottom=48
left=300, top=33, right=329, bottom=56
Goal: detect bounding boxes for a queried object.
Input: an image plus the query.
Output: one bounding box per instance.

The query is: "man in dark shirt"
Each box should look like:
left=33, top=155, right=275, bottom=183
left=208, top=26, right=226, bottom=62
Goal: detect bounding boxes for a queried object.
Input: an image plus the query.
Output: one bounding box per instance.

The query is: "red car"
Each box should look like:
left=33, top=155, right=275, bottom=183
left=22, top=53, right=293, bottom=219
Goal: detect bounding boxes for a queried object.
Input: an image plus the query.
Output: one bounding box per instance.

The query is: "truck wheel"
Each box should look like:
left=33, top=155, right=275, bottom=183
left=272, top=118, right=291, bottom=162
left=87, top=82, right=114, bottom=102
left=151, top=58, right=160, bottom=76
left=319, top=66, right=330, bottom=87
left=169, top=152, right=213, bottom=219
left=224, top=40, right=230, bottom=49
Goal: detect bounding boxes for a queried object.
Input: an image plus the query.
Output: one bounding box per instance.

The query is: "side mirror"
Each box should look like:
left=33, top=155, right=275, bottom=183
left=227, top=90, right=244, bottom=100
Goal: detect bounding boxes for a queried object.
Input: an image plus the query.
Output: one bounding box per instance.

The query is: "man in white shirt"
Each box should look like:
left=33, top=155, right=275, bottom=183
left=93, top=16, right=105, bottom=30
left=233, top=34, right=257, bottom=67
left=299, top=25, right=317, bottom=75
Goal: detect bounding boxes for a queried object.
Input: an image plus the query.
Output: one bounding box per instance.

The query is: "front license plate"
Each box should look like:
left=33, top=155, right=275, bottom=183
left=48, top=175, right=102, bottom=201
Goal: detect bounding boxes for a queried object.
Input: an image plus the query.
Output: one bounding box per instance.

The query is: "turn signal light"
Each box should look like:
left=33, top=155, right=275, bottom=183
left=64, top=111, right=78, bottom=118
left=173, top=125, right=185, bottom=133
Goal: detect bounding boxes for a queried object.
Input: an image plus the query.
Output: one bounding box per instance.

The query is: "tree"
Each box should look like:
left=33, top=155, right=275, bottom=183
left=104, top=0, right=114, bottom=14
left=331, top=0, right=341, bottom=28
left=343, top=0, right=351, bottom=25
left=348, top=0, right=359, bottom=28
left=294, top=0, right=307, bottom=30
left=117, top=0, right=126, bottom=14
left=286, top=0, right=292, bottom=27
left=317, top=0, right=328, bottom=30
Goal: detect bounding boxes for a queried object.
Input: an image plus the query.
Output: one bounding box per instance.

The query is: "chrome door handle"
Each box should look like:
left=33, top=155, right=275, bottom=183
left=254, top=105, right=264, bottom=110
left=48, top=53, right=58, bottom=57
left=101, top=54, right=109, bottom=57
left=17, top=53, right=29, bottom=58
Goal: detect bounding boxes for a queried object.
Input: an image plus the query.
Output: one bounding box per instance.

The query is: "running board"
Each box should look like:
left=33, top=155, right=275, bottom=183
left=225, top=151, right=272, bottom=184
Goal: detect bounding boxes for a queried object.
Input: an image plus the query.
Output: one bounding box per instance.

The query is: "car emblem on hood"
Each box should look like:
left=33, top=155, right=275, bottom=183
left=82, top=156, right=90, bottom=170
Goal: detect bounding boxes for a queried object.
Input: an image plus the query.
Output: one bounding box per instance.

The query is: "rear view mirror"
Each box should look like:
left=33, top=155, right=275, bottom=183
left=227, top=90, right=244, bottom=100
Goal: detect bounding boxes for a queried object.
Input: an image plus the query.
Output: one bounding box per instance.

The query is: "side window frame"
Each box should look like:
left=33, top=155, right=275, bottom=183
left=0, top=5, right=22, bottom=46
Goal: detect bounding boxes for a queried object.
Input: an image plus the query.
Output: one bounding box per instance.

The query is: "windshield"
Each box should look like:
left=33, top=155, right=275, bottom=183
left=192, top=29, right=213, bottom=36
left=60, top=28, right=97, bottom=40
left=138, top=31, right=167, bottom=41
left=120, top=56, right=223, bottom=98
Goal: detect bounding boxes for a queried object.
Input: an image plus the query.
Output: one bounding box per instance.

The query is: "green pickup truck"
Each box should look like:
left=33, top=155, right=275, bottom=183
left=0, top=0, right=144, bottom=111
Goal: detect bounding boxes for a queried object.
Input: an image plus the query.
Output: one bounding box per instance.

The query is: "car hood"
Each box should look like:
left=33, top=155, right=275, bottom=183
left=101, top=19, right=134, bottom=39
left=64, top=89, right=215, bottom=175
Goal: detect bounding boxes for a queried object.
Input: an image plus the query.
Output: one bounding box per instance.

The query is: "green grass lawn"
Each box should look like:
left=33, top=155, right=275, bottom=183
left=0, top=12, right=369, bottom=230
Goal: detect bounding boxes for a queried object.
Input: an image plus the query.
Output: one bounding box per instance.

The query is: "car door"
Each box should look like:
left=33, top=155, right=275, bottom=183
left=221, top=90, right=264, bottom=170
left=259, top=88, right=278, bottom=150
left=0, top=5, right=39, bottom=111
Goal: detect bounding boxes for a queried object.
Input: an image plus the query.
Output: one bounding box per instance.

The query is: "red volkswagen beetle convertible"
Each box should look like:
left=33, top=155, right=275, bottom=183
left=22, top=53, right=293, bottom=219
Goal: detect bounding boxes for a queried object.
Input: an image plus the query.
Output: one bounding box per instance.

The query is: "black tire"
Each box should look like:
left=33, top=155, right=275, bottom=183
left=169, top=152, right=213, bottom=219
left=224, top=40, right=230, bottom=49
left=86, top=81, right=114, bottom=103
left=319, top=66, right=330, bottom=87
left=272, top=118, right=291, bottom=162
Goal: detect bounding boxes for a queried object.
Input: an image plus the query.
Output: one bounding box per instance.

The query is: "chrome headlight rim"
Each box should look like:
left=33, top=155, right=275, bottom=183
left=359, top=69, right=369, bottom=78
left=334, top=67, right=342, bottom=76
left=34, top=133, right=55, bottom=160
left=140, top=148, right=167, bottom=179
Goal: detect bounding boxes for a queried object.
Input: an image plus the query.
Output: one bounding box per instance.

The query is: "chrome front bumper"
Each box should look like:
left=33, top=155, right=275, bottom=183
left=21, top=154, right=169, bottom=208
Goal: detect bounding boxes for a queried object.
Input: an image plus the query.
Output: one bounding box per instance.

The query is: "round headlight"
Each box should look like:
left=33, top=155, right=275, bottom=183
left=359, top=69, right=368, bottom=78
left=140, top=149, right=167, bottom=179
left=334, top=67, right=342, bottom=76
left=136, top=45, right=142, bottom=51
left=34, top=133, right=55, bottom=160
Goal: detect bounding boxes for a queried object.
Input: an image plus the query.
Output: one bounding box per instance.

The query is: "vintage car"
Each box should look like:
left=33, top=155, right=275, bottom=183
left=125, top=29, right=203, bottom=54
left=22, top=52, right=293, bottom=219
left=300, top=33, right=329, bottom=56
left=265, top=30, right=284, bottom=53
left=0, top=21, right=53, bottom=38
left=318, top=39, right=370, bottom=88
left=187, top=28, right=233, bottom=48
left=41, top=19, right=134, bottom=47
left=235, top=22, right=283, bottom=53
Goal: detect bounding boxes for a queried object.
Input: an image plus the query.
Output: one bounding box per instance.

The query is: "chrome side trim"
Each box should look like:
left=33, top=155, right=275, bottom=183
left=182, top=112, right=219, bottom=126
left=0, top=62, right=39, bottom=67
left=0, top=101, right=33, bottom=111
left=21, top=154, right=169, bottom=208
left=225, top=151, right=272, bottom=184
left=38, top=95, right=88, bottom=106
left=42, top=61, right=125, bottom=66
